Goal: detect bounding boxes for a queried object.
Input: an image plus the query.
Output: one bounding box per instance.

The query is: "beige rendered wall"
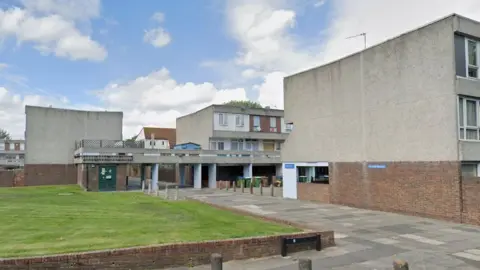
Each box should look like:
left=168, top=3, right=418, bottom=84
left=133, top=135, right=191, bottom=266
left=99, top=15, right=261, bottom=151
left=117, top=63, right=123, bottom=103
left=176, top=106, right=214, bottom=149
left=282, top=16, right=458, bottom=162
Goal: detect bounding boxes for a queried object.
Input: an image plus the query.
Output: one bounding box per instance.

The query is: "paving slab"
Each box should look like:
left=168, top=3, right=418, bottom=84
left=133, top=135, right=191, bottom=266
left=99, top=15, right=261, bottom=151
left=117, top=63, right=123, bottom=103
left=180, top=189, right=480, bottom=269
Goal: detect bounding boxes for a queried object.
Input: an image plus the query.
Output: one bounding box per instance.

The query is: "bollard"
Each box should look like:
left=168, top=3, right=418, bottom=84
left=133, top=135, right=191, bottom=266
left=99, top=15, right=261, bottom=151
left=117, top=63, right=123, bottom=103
left=250, top=182, right=253, bottom=194
left=226, top=181, right=229, bottom=191
left=148, top=180, right=152, bottom=194
left=298, top=258, right=312, bottom=270
left=175, top=186, right=179, bottom=201
left=210, top=253, right=223, bottom=270
left=393, top=259, right=409, bottom=270
left=270, top=184, right=274, bottom=197
left=164, top=185, right=169, bottom=199
left=233, top=182, right=236, bottom=192
left=260, top=184, right=263, bottom=195
left=141, top=180, right=145, bottom=192
left=241, top=181, right=244, bottom=193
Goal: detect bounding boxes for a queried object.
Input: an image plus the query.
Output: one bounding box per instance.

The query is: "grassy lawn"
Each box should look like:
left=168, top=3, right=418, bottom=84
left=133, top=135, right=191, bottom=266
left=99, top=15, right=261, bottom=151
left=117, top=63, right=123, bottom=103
left=0, top=185, right=298, bottom=258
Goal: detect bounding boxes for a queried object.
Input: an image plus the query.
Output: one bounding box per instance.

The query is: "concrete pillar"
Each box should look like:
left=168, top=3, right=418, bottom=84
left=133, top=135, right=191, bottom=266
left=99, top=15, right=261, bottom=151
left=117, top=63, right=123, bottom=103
left=193, top=163, right=202, bottom=189
left=152, top=164, right=159, bottom=191
left=179, top=164, right=185, bottom=187
left=208, top=164, right=217, bottom=188
left=282, top=163, right=297, bottom=199
left=243, top=163, right=252, bottom=179
left=275, top=163, right=282, bottom=177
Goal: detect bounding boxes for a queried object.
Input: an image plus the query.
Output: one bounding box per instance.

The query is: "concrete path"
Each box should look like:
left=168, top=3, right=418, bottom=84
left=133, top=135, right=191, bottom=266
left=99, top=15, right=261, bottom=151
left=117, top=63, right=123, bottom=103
left=173, top=189, right=480, bottom=269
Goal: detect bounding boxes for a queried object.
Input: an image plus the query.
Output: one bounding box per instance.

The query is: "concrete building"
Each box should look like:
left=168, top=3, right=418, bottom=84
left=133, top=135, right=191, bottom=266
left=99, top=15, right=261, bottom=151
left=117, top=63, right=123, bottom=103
left=177, top=104, right=288, bottom=183
left=0, top=139, right=25, bottom=169
left=281, top=14, right=480, bottom=226
left=135, top=127, right=176, bottom=149
left=25, top=106, right=123, bottom=186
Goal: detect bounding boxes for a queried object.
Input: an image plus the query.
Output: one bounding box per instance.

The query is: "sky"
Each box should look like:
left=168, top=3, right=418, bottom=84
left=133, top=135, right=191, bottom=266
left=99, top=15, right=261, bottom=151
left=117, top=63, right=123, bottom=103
left=1, top=0, right=480, bottom=139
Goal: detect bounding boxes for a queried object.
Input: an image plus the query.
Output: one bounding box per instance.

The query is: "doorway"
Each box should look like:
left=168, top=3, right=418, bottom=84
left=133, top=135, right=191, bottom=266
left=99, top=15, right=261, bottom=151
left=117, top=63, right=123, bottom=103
left=99, top=165, right=116, bottom=191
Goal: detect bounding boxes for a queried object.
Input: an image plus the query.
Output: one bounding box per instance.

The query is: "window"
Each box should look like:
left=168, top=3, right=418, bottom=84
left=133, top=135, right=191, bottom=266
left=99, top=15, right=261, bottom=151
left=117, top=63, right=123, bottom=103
left=253, top=116, right=260, bottom=127
left=0, top=142, right=4, bottom=151
left=245, top=139, right=258, bottom=151
left=231, top=139, right=243, bottom=151
left=275, top=142, right=282, bottom=151
left=235, top=115, right=244, bottom=127
left=461, top=163, right=478, bottom=177
left=210, top=140, right=225, bottom=150
left=286, top=123, right=293, bottom=132
left=270, top=117, right=277, bottom=132
left=219, top=113, right=228, bottom=126
left=467, top=39, right=479, bottom=78
left=458, top=97, right=480, bottom=140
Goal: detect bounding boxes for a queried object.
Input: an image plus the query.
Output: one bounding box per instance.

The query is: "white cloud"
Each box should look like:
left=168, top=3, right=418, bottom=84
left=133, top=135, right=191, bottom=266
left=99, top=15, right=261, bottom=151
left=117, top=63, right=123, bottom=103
left=96, top=68, right=247, bottom=136
left=20, top=0, right=101, bottom=21
left=314, top=0, right=326, bottom=8
left=144, top=12, right=171, bottom=48
left=144, top=28, right=171, bottom=48
left=0, top=3, right=106, bottom=61
left=255, top=71, right=285, bottom=109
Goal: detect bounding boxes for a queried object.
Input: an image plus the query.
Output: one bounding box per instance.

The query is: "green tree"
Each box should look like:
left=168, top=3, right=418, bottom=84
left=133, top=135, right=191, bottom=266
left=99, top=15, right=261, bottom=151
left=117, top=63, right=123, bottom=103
left=223, top=100, right=263, bottom=109
left=0, top=129, right=11, bottom=140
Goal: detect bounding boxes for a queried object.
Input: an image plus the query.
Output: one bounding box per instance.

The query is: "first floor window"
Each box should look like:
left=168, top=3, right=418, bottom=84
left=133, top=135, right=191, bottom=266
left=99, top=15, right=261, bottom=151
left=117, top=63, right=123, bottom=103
left=231, top=139, right=243, bottom=151
left=459, top=96, right=480, bottom=140
left=210, top=140, right=225, bottom=150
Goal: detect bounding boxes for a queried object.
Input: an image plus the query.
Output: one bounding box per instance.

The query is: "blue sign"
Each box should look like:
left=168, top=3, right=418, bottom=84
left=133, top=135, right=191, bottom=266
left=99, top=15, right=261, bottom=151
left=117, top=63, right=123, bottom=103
left=368, top=164, right=387, bottom=169
left=284, top=163, right=295, bottom=169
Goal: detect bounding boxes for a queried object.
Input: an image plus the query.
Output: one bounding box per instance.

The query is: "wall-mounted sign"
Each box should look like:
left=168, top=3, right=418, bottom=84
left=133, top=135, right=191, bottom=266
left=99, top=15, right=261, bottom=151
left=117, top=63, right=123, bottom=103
left=284, top=163, right=295, bottom=169
left=368, top=164, right=387, bottom=169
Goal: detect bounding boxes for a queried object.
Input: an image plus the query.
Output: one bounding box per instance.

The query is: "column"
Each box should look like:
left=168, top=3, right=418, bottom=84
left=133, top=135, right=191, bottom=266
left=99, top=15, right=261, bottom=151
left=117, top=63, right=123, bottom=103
left=275, top=164, right=282, bottom=177
left=179, top=164, right=185, bottom=187
left=243, top=163, right=252, bottom=179
left=208, top=164, right=217, bottom=188
left=140, top=164, right=145, bottom=182
left=152, top=164, right=159, bottom=191
left=193, top=163, right=202, bottom=189
left=282, top=163, right=297, bottom=199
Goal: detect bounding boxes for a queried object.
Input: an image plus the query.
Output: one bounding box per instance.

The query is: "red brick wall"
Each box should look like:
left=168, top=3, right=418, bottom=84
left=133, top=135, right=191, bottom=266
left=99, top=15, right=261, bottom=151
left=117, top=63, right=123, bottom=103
left=297, top=183, right=330, bottom=203
left=24, top=164, right=77, bottom=186
left=249, top=115, right=281, bottom=133
left=0, top=170, right=24, bottom=187
left=0, top=231, right=333, bottom=269
left=329, top=161, right=462, bottom=222
left=462, top=177, right=480, bottom=226
left=116, top=164, right=127, bottom=191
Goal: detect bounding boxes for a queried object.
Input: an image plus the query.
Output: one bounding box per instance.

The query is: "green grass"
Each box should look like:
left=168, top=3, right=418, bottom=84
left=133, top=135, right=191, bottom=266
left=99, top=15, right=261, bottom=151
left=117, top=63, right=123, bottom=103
left=0, top=185, right=299, bottom=258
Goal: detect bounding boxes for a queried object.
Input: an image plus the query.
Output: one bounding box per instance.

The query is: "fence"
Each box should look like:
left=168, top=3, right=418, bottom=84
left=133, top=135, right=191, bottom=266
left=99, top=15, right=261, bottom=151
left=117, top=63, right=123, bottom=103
left=75, top=139, right=145, bottom=149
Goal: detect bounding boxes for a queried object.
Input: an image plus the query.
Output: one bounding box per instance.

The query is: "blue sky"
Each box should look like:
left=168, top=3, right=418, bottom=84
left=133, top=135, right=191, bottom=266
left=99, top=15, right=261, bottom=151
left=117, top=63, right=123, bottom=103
left=1, top=0, right=478, bottom=138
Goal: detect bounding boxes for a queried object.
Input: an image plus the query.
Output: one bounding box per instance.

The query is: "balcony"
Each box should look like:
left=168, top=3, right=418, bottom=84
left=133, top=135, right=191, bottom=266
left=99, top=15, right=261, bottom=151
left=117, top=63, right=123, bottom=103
left=0, top=158, right=24, bottom=167
left=74, top=139, right=280, bottom=164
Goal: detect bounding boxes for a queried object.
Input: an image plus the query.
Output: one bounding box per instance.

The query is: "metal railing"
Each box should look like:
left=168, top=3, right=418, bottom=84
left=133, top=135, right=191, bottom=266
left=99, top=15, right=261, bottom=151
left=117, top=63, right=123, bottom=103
left=75, top=139, right=145, bottom=149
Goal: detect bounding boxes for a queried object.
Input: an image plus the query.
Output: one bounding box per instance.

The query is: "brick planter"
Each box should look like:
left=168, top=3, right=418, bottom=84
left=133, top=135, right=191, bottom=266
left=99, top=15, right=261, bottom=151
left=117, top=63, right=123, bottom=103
left=0, top=231, right=334, bottom=269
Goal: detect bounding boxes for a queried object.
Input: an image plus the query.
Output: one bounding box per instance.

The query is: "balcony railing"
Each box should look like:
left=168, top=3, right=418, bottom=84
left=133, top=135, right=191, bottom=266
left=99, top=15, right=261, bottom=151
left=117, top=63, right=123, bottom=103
left=75, top=139, right=145, bottom=149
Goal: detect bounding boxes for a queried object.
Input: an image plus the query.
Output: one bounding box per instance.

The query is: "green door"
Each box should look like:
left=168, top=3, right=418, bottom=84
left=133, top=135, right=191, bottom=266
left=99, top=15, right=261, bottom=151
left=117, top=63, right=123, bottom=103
left=99, top=165, right=117, bottom=191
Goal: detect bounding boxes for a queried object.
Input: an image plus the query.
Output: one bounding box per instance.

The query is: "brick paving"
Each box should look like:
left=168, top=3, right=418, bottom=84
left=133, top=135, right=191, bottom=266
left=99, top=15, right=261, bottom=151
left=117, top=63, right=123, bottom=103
left=171, top=189, right=480, bottom=269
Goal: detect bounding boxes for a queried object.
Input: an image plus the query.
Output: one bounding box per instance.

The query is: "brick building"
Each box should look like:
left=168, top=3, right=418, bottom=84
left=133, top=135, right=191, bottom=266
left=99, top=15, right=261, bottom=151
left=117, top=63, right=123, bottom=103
left=281, top=14, right=480, bottom=226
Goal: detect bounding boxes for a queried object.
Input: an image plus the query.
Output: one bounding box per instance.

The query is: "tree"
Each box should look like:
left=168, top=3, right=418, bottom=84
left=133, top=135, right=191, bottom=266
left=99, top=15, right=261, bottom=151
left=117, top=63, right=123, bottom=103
left=0, top=129, right=11, bottom=140
left=223, top=100, right=263, bottom=109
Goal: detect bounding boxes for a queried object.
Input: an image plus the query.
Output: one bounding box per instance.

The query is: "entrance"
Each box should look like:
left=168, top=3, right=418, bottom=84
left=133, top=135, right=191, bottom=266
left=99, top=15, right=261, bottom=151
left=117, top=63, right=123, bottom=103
left=99, top=165, right=117, bottom=191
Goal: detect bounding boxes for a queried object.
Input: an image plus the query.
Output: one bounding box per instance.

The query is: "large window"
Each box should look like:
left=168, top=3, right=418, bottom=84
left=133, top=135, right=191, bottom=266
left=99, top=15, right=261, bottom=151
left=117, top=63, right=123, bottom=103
left=467, top=39, right=479, bottom=78
left=270, top=117, right=277, bottom=132
left=458, top=97, right=480, bottom=140
left=218, top=113, right=228, bottom=126
left=235, top=115, right=244, bottom=127
left=231, top=139, right=243, bottom=151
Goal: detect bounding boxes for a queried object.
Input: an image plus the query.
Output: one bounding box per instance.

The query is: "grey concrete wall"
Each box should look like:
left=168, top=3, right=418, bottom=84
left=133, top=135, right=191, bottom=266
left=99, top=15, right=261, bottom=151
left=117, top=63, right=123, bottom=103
left=213, top=105, right=284, bottom=117
left=25, top=106, right=123, bottom=164
left=282, top=16, right=458, bottom=162
left=176, top=106, right=213, bottom=149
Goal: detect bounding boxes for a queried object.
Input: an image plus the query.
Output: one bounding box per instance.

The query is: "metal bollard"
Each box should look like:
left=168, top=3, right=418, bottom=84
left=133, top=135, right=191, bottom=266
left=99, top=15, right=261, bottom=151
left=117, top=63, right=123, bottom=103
left=298, top=258, right=312, bottom=270
left=241, top=181, right=244, bottom=193
left=393, top=259, right=409, bottom=270
left=233, top=182, right=236, bottom=192
left=250, top=182, right=253, bottom=194
left=175, top=186, right=179, bottom=201
left=141, top=180, right=145, bottom=192
left=270, top=184, right=274, bottom=197
left=260, top=184, right=263, bottom=195
left=226, top=181, right=229, bottom=191
left=210, top=253, right=223, bottom=270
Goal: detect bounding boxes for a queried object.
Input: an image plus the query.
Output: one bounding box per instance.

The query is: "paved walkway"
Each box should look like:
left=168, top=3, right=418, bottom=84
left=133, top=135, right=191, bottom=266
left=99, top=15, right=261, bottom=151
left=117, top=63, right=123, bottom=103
left=173, top=189, right=480, bottom=269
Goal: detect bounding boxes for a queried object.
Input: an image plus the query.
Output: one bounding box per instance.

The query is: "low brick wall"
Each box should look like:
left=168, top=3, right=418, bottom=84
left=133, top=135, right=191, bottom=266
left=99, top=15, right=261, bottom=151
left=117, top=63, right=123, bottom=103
left=297, top=183, right=330, bottom=203
left=0, top=231, right=332, bottom=269
left=462, top=177, right=480, bottom=226
left=0, top=170, right=24, bottom=187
